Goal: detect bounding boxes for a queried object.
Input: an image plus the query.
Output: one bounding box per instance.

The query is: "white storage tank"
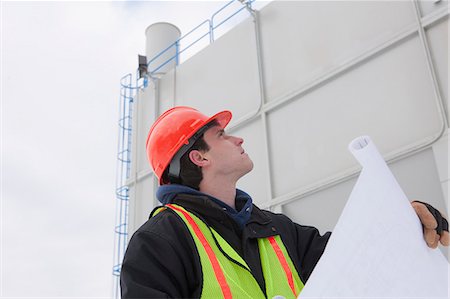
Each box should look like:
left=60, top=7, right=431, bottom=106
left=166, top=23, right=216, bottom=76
left=145, top=22, right=181, bottom=75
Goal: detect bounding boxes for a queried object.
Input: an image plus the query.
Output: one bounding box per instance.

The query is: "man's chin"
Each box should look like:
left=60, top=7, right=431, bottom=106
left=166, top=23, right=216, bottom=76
left=242, top=160, right=254, bottom=176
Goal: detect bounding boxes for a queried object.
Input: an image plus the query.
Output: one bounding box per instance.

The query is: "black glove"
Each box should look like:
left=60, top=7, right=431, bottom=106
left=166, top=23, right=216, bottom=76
left=413, top=201, right=449, bottom=236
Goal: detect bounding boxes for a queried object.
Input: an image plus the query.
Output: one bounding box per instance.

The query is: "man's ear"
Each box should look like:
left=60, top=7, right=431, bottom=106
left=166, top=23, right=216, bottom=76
left=189, top=150, right=209, bottom=167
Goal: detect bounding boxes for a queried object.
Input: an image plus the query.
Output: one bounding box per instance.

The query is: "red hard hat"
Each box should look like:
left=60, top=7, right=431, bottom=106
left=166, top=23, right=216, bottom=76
left=146, top=106, right=232, bottom=185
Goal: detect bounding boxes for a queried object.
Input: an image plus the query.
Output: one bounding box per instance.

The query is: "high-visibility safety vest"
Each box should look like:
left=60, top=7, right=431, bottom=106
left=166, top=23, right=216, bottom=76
left=154, top=204, right=304, bottom=299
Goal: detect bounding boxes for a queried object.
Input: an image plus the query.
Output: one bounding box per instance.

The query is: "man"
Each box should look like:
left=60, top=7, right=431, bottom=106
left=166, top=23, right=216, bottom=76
left=121, top=106, right=449, bottom=299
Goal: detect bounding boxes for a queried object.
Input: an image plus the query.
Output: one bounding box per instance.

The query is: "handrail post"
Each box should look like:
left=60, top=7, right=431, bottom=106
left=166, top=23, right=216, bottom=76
left=209, top=21, right=214, bottom=43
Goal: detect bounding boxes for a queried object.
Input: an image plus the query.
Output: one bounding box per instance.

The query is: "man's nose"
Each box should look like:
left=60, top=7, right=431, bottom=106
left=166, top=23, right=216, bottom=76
left=235, top=136, right=244, bottom=146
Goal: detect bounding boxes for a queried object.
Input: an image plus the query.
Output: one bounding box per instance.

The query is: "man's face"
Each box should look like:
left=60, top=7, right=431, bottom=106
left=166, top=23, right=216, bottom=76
left=200, top=125, right=254, bottom=181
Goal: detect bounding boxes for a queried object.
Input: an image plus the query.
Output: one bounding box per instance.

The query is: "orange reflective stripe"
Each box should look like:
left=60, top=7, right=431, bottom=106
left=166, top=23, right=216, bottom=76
left=167, top=204, right=232, bottom=299
left=267, top=236, right=296, bottom=296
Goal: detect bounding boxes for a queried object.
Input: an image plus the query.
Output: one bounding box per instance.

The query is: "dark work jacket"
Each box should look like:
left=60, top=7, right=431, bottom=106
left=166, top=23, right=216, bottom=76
left=120, top=193, right=331, bottom=299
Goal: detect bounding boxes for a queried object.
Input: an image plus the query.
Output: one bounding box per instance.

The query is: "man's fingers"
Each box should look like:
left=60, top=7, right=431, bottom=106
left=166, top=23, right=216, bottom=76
left=440, top=231, right=449, bottom=247
left=425, top=228, right=438, bottom=247
left=411, top=201, right=437, bottom=230
left=431, top=233, right=440, bottom=249
left=412, top=201, right=449, bottom=248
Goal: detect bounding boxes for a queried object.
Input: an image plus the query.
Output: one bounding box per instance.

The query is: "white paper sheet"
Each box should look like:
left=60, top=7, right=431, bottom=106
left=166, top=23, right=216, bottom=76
left=299, top=136, right=449, bottom=298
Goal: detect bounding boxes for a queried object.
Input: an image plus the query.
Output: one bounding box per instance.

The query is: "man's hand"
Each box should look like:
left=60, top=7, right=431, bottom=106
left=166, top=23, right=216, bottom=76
left=411, top=201, right=449, bottom=248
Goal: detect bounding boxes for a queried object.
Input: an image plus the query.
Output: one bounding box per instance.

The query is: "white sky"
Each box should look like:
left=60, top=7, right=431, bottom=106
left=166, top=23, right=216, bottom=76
left=1, top=1, right=269, bottom=297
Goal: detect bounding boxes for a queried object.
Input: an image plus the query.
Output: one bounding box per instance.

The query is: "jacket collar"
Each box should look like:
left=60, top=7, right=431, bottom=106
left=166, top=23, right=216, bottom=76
left=172, top=193, right=272, bottom=227
left=157, top=184, right=257, bottom=229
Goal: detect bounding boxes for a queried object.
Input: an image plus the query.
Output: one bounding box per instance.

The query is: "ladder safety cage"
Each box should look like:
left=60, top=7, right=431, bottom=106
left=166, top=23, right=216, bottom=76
left=112, top=73, right=138, bottom=298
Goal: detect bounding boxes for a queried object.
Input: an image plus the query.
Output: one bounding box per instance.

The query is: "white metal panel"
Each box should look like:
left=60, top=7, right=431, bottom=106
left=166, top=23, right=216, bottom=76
left=173, top=18, right=261, bottom=125
left=282, top=175, right=355, bottom=234
left=259, top=1, right=416, bottom=102
left=442, top=181, right=449, bottom=207
left=127, top=184, right=137, bottom=238
left=418, top=0, right=448, bottom=17
left=391, top=149, right=446, bottom=217
left=131, top=175, right=156, bottom=232
left=136, top=87, right=156, bottom=174
left=130, top=85, right=159, bottom=233
left=158, top=69, right=177, bottom=113
left=425, top=17, right=449, bottom=121
left=268, top=35, right=442, bottom=197
left=432, top=130, right=449, bottom=204
left=233, top=118, right=271, bottom=205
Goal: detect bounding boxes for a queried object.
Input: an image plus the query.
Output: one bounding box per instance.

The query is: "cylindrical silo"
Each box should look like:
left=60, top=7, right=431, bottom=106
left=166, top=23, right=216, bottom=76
left=145, top=22, right=181, bottom=76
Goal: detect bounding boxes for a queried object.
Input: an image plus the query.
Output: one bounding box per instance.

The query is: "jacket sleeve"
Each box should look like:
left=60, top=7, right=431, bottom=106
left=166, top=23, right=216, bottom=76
left=120, top=216, right=202, bottom=298
left=294, top=223, right=331, bottom=283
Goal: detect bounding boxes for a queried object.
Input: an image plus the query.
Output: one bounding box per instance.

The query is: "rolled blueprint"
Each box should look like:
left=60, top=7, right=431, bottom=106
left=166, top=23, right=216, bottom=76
left=299, top=136, right=449, bottom=298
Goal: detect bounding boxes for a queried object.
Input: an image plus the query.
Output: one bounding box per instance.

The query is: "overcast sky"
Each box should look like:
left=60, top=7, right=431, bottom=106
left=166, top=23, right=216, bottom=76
left=1, top=1, right=270, bottom=297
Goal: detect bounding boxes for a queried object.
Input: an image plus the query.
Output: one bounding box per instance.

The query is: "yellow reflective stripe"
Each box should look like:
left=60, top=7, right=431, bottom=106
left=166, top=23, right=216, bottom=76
left=151, top=206, right=167, bottom=217
left=272, top=235, right=304, bottom=294
left=166, top=204, right=232, bottom=299
left=268, top=236, right=296, bottom=296
left=258, top=236, right=304, bottom=299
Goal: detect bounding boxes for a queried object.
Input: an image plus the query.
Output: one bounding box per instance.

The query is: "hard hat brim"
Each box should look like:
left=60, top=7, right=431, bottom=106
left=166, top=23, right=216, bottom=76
left=205, top=110, right=232, bottom=131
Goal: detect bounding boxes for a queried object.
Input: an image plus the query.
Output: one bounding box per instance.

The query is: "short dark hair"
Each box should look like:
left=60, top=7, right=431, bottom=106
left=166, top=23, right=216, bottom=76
left=161, top=120, right=218, bottom=189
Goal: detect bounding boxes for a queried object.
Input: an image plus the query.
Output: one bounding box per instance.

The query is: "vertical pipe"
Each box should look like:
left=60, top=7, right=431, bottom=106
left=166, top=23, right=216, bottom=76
left=153, top=79, right=161, bottom=208
left=210, top=20, right=214, bottom=43
left=412, top=0, right=448, bottom=128
left=249, top=9, right=276, bottom=210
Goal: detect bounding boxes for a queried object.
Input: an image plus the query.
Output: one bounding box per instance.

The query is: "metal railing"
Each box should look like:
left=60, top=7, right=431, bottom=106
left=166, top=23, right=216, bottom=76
left=147, top=0, right=255, bottom=76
